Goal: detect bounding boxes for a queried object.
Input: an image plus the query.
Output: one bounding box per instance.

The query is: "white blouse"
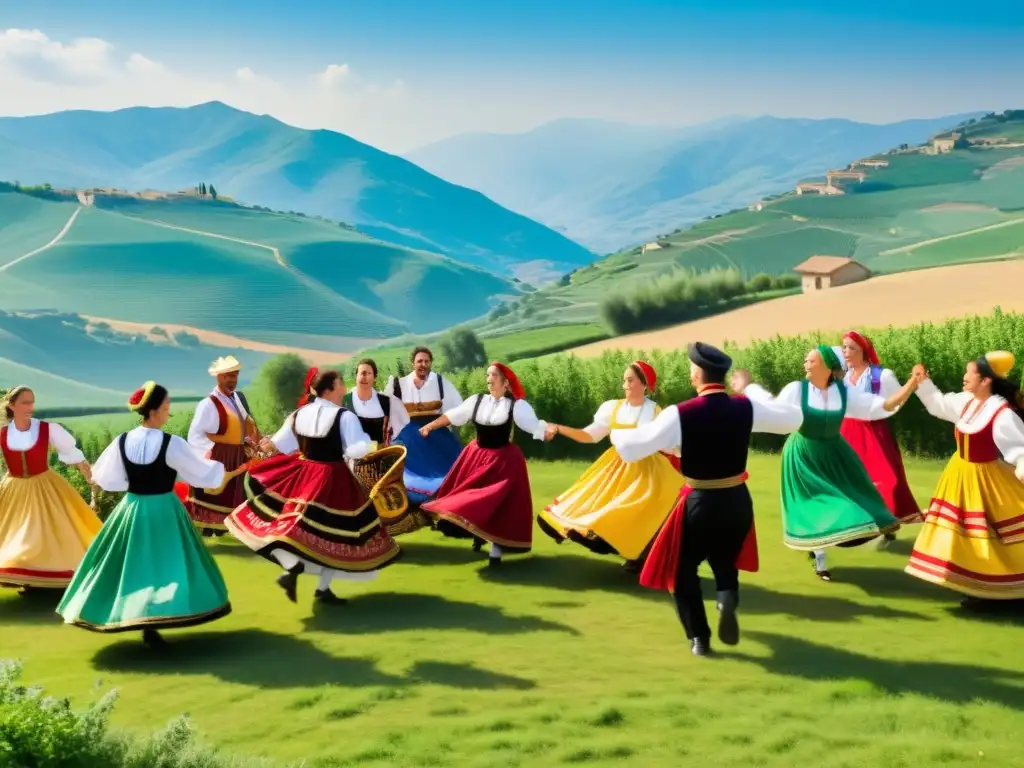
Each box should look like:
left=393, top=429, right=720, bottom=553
left=388, top=372, right=464, bottom=411
left=91, top=427, right=226, bottom=492
left=611, top=393, right=802, bottom=463
left=445, top=394, right=549, bottom=441
left=349, top=390, right=410, bottom=440
left=3, top=418, right=85, bottom=465
left=745, top=380, right=897, bottom=424
left=585, top=399, right=659, bottom=442
left=188, top=388, right=251, bottom=453
left=271, top=398, right=376, bottom=460
left=844, top=366, right=902, bottom=399
left=916, top=379, right=1024, bottom=472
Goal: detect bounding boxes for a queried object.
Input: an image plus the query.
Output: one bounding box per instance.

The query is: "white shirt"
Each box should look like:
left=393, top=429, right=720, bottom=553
left=91, top=427, right=226, bottom=492
left=387, top=372, right=463, bottom=412
left=445, top=394, right=549, bottom=441
left=916, top=378, right=1024, bottom=472
left=271, top=398, right=376, bottom=460
left=187, top=388, right=251, bottom=453
left=610, top=392, right=804, bottom=463
left=3, top=418, right=85, bottom=465
left=585, top=399, right=659, bottom=442
left=844, top=366, right=902, bottom=400
left=349, top=390, right=410, bottom=441
left=745, top=380, right=897, bottom=422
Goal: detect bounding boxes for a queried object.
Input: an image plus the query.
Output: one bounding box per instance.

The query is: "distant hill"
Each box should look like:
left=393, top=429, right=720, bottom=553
left=0, top=191, right=516, bottom=351
left=405, top=112, right=982, bottom=253
left=472, top=111, right=1024, bottom=333
left=0, top=310, right=271, bottom=408
left=0, top=102, right=595, bottom=282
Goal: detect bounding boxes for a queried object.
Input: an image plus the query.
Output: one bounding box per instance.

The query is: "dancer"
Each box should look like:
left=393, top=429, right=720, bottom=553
left=840, top=330, right=921, bottom=547
left=225, top=368, right=401, bottom=605
left=905, top=352, right=1024, bottom=611
left=185, top=355, right=263, bottom=537
left=419, top=362, right=550, bottom=566
left=538, top=361, right=684, bottom=570
left=386, top=347, right=464, bottom=504
left=609, top=343, right=801, bottom=656
left=736, top=345, right=919, bottom=581
left=56, top=382, right=231, bottom=647
left=0, top=386, right=101, bottom=593
left=343, top=358, right=424, bottom=537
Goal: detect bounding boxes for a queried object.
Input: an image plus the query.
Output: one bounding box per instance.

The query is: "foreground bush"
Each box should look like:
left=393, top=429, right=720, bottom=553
left=0, top=660, right=280, bottom=767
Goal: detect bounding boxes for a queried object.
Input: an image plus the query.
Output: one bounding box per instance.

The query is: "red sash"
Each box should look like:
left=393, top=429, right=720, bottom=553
left=639, top=472, right=758, bottom=592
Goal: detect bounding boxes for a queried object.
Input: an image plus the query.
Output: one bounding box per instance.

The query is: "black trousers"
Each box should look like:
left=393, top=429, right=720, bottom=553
left=672, top=485, right=754, bottom=640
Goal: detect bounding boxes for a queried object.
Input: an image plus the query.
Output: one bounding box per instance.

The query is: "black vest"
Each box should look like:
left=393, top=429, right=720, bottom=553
left=344, top=392, right=391, bottom=443
left=119, top=431, right=177, bottom=495
left=297, top=407, right=346, bottom=462
left=473, top=394, right=515, bottom=449
left=676, top=393, right=754, bottom=480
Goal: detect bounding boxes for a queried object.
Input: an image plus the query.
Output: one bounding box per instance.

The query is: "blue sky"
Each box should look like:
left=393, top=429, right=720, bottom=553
left=1, top=1, right=1022, bottom=151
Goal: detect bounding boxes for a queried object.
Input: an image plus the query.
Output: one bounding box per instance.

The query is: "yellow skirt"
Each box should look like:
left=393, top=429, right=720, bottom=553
left=0, top=470, right=103, bottom=588
left=905, top=454, right=1024, bottom=599
left=538, top=447, right=684, bottom=561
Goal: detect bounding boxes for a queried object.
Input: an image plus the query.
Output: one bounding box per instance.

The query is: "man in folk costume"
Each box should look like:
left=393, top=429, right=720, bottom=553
left=185, top=355, right=262, bottom=536
left=385, top=346, right=464, bottom=505
left=610, top=342, right=801, bottom=656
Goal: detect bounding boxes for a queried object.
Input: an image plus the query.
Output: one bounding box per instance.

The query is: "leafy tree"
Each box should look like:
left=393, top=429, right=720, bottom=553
left=246, top=353, right=310, bottom=430
left=209, top=184, right=218, bottom=199
left=439, top=328, right=488, bottom=371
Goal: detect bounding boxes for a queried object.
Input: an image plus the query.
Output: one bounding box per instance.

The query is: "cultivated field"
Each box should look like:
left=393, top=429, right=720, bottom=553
left=567, top=259, right=1024, bottom=357
left=3, top=456, right=1022, bottom=768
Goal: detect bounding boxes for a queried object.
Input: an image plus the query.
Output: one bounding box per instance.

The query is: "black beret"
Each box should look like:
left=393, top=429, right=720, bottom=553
left=687, top=342, right=732, bottom=374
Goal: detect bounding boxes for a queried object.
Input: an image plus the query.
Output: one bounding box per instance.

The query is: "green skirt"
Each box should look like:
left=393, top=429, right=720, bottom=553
left=780, top=433, right=899, bottom=550
left=56, top=492, right=231, bottom=632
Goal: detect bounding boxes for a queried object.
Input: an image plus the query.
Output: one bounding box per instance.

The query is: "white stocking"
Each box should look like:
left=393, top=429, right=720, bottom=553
left=489, top=542, right=503, bottom=558
left=813, top=550, right=828, bottom=571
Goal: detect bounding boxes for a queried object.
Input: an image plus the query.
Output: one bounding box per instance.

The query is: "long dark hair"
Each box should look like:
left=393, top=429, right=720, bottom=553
left=976, top=356, right=1024, bottom=417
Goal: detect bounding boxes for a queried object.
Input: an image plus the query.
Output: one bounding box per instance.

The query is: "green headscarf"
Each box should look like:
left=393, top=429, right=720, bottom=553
left=816, top=344, right=842, bottom=371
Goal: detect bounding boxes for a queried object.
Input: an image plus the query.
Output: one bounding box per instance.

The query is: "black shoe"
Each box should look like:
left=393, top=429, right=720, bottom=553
left=314, top=589, right=348, bottom=605
left=276, top=563, right=304, bottom=603
left=691, top=637, right=712, bottom=656
left=472, top=537, right=485, bottom=552
left=816, top=569, right=832, bottom=581
left=716, top=590, right=740, bottom=646
left=487, top=556, right=501, bottom=568
left=142, top=628, right=167, bottom=648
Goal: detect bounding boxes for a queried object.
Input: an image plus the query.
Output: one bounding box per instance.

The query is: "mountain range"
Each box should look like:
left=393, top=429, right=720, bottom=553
left=0, top=102, right=595, bottom=283
left=405, top=112, right=984, bottom=253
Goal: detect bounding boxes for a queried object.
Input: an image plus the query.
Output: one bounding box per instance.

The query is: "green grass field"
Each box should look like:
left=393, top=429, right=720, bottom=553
left=2, top=455, right=1021, bottom=767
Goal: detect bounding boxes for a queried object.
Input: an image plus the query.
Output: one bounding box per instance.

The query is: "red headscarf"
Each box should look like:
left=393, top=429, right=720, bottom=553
left=297, top=367, right=319, bottom=407
left=631, top=360, right=657, bottom=392
left=843, top=330, right=880, bottom=365
left=490, top=362, right=525, bottom=400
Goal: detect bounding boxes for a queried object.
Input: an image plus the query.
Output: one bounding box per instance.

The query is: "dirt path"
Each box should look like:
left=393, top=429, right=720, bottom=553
left=0, top=206, right=82, bottom=272
left=132, top=217, right=289, bottom=268
left=567, top=260, right=1024, bottom=357
left=879, top=217, right=1024, bottom=256
left=82, top=316, right=355, bottom=365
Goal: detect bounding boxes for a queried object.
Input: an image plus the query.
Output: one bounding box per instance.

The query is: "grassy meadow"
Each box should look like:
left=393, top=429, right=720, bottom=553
left=2, top=456, right=1022, bottom=767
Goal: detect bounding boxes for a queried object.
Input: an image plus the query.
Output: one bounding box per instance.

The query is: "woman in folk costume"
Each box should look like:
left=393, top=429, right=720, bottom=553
left=225, top=368, right=401, bottom=605
left=386, top=347, right=464, bottom=505
left=905, top=352, right=1024, bottom=611
left=57, top=382, right=231, bottom=648
left=0, top=386, right=101, bottom=594
left=419, top=362, right=551, bottom=566
left=342, top=359, right=424, bottom=537
left=738, top=344, right=919, bottom=581
left=184, top=355, right=263, bottom=537
left=537, top=361, right=684, bottom=570
left=840, top=330, right=921, bottom=546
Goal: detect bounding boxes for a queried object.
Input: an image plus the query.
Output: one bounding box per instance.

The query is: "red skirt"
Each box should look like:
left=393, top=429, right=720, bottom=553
left=840, top=418, right=920, bottom=522
left=420, top=441, right=533, bottom=551
left=640, top=478, right=759, bottom=592
left=184, top=443, right=247, bottom=532
left=224, top=453, right=400, bottom=572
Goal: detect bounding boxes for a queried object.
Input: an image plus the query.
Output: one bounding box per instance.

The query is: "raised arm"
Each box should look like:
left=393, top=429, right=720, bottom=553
left=511, top=399, right=550, bottom=441
left=167, top=435, right=227, bottom=489
left=550, top=400, right=616, bottom=444
left=610, top=407, right=680, bottom=463
left=845, top=375, right=919, bottom=421
left=47, top=422, right=87, bottom=466
left=421, top=394, right=476, bottom=437
left=914, top=376, right=973, bottom=424
left=187, top=398, right=218, bottom=453
left=340, top=410, right=377, bottom=460
left=269, top=413, right=300, bottom=455
left=993, top=407, right=1024, bottom=481
left=91, top=438, right=129, bottom=493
